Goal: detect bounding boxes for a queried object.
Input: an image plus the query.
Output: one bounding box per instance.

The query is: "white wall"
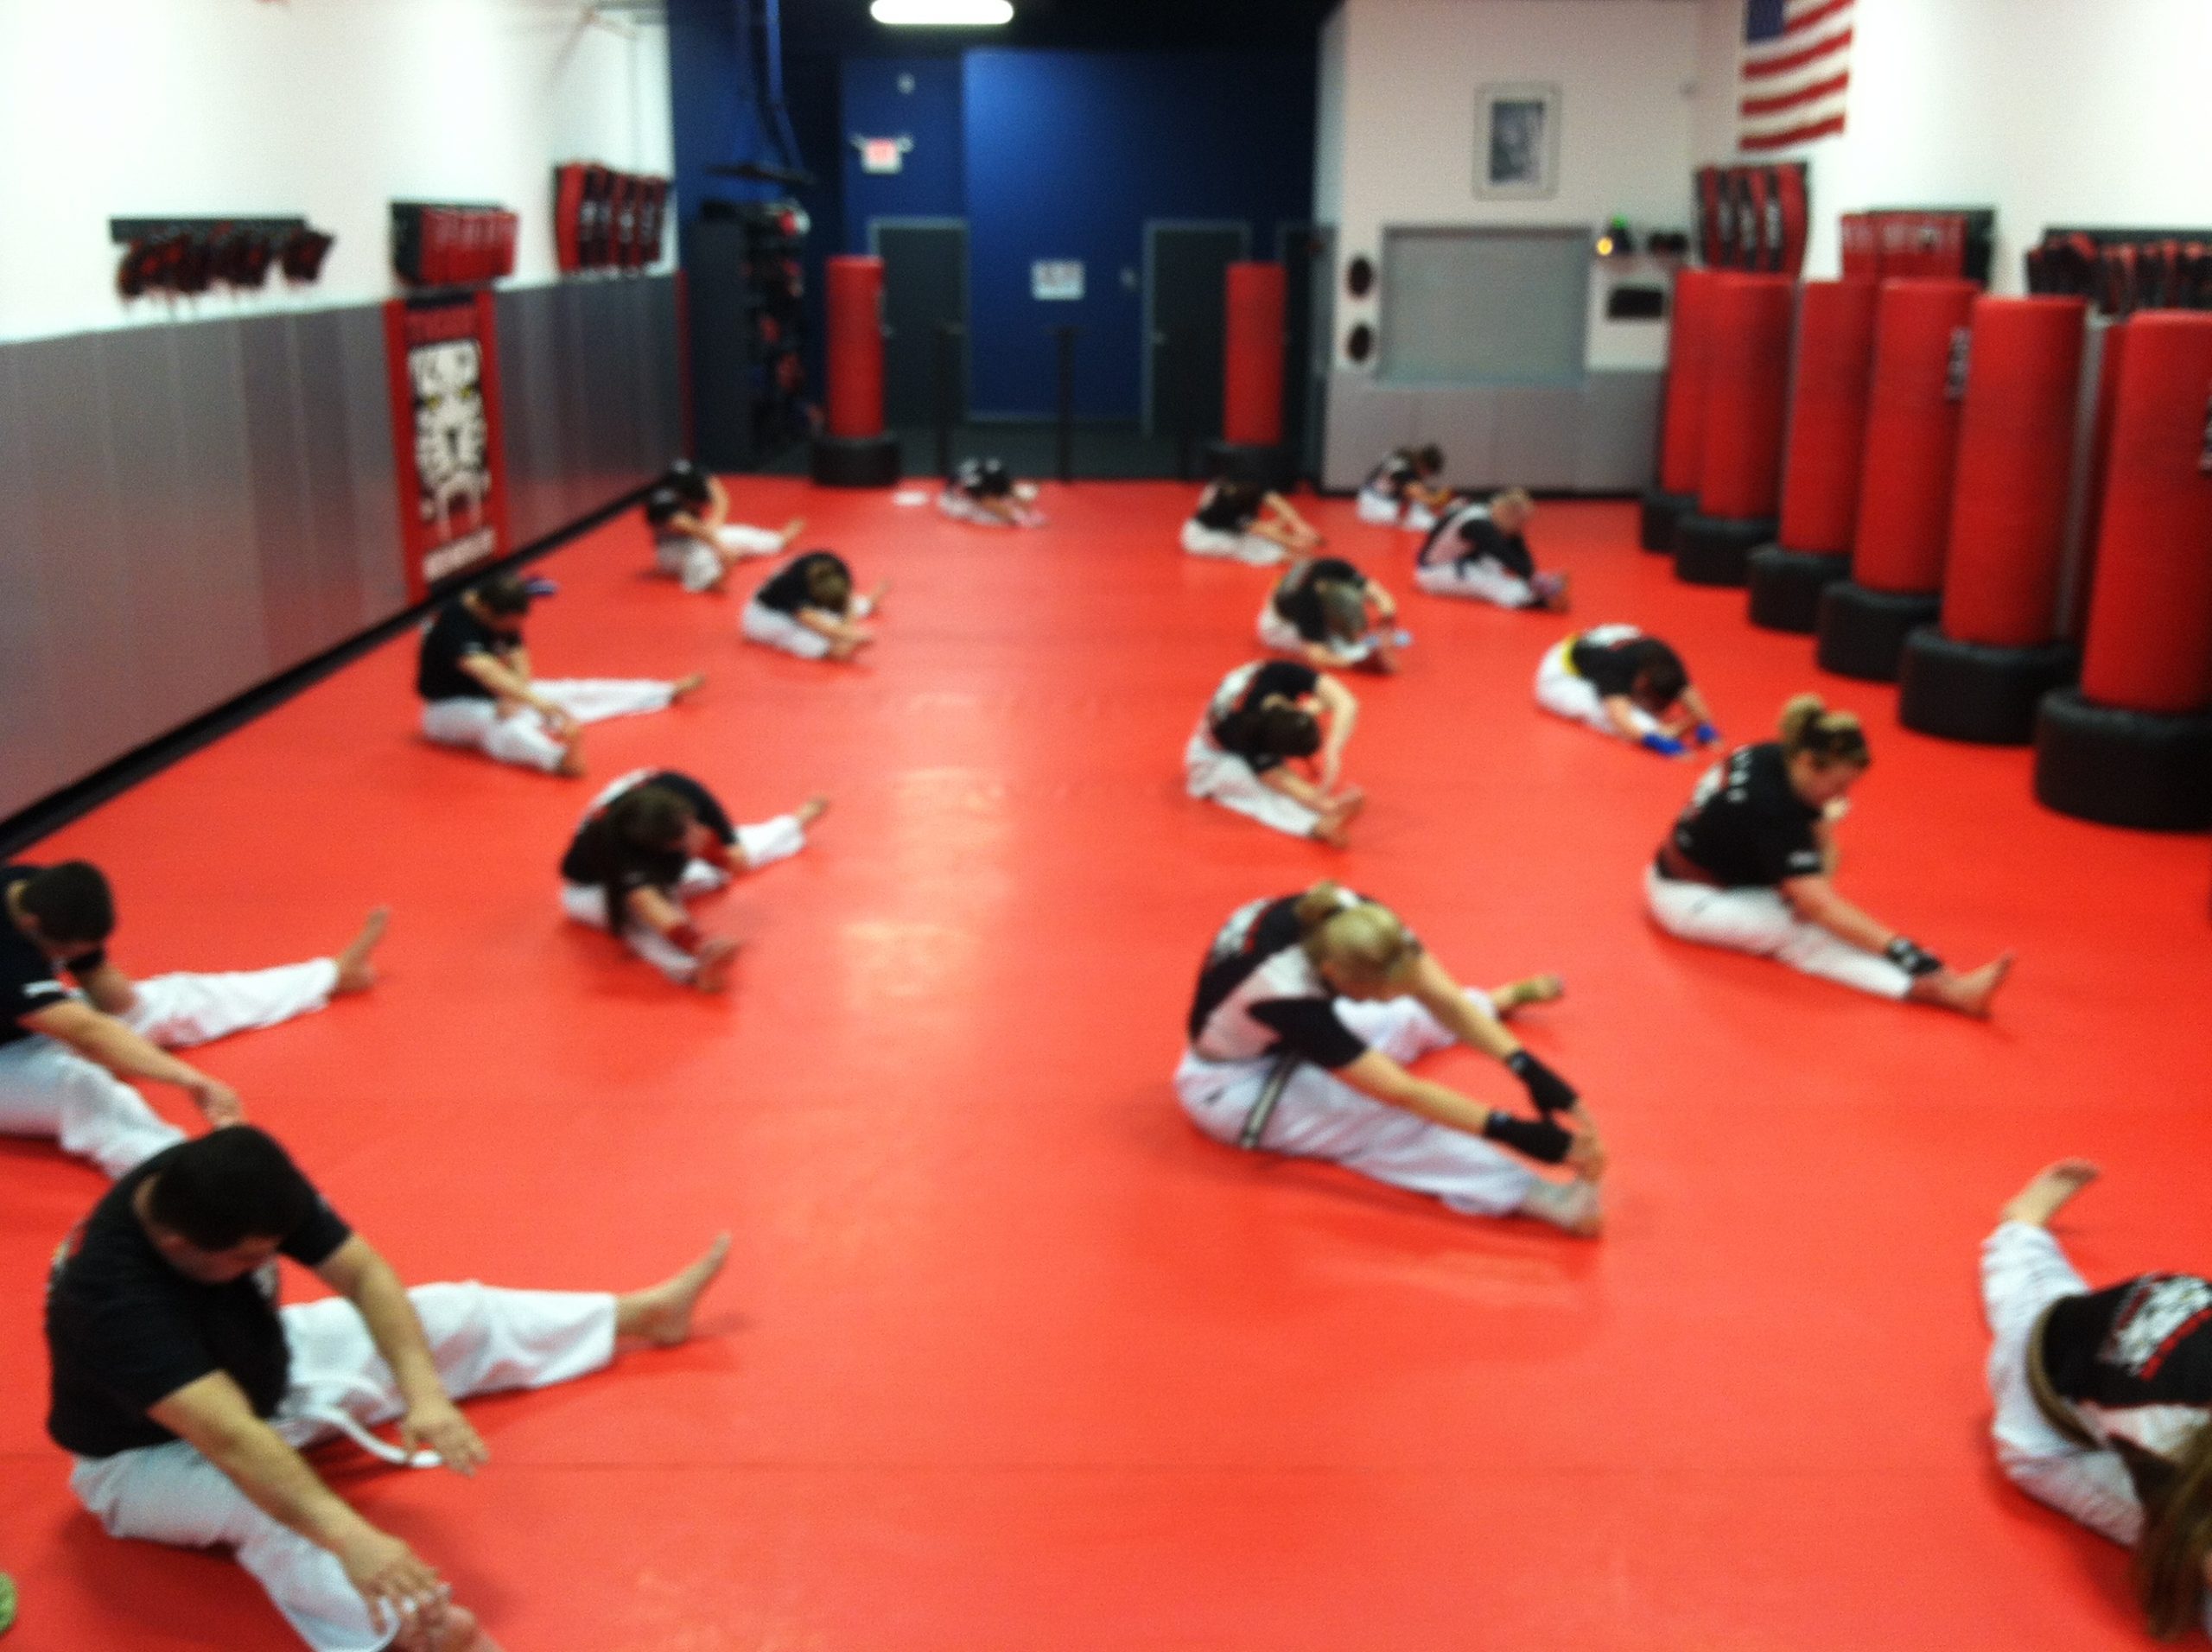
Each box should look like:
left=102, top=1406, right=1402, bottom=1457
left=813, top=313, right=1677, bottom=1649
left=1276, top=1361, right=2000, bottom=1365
left=1326, top=0, right=1704, bottom=371
left=0, top=0, right=673, bottom=344
left=1691, top=0, right=2212, bottom=289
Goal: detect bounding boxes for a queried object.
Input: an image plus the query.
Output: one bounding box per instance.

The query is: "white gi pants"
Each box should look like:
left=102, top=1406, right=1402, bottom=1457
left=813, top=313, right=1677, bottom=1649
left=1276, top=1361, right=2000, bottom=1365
left=937, top=491, right=1013, bottom=526
left=1354, top=488, right=1402, bottom=525
left=560, top=816, right=806, bottom=982
left=120, top=960, right=340, bottom=1049
left=655, top=535, right=726, bottom=594
left=716, top=523, right=786, bottom=557
left=1181, top=520, right=1287, bottom=566
left=1414, top=556, right=1536, bottom=607
left=1533, top=641, right=1658, bottom=740
left=1174, top=992, right=1541, bottom=1217
left=0, top=1036, right=185, bottom=1178
left=1255, top=606, right=1375, bottom=665
left=71, top=1284, right=617, bottom=1652
left=741, top=595, right=872, bottom=661
left=1980, top=1222, right=2169, bottom=1566
left=419, top=681, right=677, bottom=773
left=1182, top=728, right=1321, bottom=839
left=1643, top=865, right=1912, bottom=999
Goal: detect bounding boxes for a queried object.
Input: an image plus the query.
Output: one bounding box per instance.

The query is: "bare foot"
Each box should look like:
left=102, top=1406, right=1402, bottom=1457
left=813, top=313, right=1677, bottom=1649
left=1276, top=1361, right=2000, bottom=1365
left=795, top=796, right=830, bottom=829
left=554, top=746, right=587, bottom=779
left=691, top=935, right=741, bottom=994
left=779, top=518, right=805, bottom=548
left=404, top=1602, right=503, bottom=1652
left=333, top=907, right=391, bottom=995
left=1312, top=792, right=1366, bottom=848
left=2002, top=1160, right=2100, bottom=1228
left=1517, top=1178, right=1603, bottom=1239
left=671, top=672, right=708, bottom=702
left=1910, top=952, right=2013, bottom=1018
left=615, top=1235, right=732, bottom=1346
left=1489, top=973, right=1565, bottom=1015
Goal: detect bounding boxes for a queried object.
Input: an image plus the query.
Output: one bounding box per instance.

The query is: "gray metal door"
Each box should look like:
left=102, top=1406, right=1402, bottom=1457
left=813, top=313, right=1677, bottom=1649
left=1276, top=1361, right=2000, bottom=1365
left=1144, top=220, right=1249, bottom=441
left=871, top=218, right=969, bottom=428
left=1277, top=223, right=1332, bottom=480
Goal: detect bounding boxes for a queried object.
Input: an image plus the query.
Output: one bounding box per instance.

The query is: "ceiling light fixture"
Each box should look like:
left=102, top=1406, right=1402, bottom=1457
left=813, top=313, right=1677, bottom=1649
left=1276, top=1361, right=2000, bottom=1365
left=870, top=0, right=1014, bottom=24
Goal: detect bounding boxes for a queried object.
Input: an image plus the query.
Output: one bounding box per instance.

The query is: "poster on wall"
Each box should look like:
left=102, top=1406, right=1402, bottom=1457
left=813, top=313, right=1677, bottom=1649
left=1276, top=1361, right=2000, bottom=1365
left=381, top=290, right=512, bottom=600
left=1475, top=82, right=1560, bottom=200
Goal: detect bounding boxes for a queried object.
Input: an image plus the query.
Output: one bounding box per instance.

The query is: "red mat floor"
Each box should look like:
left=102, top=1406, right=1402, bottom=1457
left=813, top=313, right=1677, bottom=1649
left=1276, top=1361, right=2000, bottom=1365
left=3, top=482, right=2209, bottom=1649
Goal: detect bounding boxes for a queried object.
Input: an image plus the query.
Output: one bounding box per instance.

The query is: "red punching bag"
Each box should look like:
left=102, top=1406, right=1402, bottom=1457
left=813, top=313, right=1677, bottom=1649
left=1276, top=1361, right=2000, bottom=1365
left=824, top=256, right=886, bottom=441
left=1659, top=269, right=1719, bottom=496
left=1777, top=279, right=1880, bottom=556
left=1221, top=263, right=1286, bottom=448
left=1675, top=273, right=1793, bottom=587
left=2033, top=310, right=2212, bottom=829
left=2069, top=319, right=2130, bottom=641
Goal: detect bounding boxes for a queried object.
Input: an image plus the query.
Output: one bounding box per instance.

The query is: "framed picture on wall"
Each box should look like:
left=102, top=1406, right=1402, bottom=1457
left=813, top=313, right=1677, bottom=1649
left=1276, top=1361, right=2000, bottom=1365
left=1476, top=82, right=1560, bottom=200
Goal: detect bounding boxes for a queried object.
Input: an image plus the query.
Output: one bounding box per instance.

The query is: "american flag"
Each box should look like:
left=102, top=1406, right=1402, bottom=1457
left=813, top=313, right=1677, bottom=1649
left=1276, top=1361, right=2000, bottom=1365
left=1738, top=0, right=1854, bottom=154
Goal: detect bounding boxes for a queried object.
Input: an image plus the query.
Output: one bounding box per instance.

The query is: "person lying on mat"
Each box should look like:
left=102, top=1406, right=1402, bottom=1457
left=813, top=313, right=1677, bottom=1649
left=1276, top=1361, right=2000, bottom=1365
left=1258, top=556, right=1402, bottom=674
left=45, top=1126, right=730, bottom=1652
left=1185, top=661, right=1363, bottom=848
left=644, top=459, right=801, bottom=594
left=740, top=551, right=882, bottom=664
left=1980, top=1158, right=2212, bottom=1640
left=560, top=768, right=826, bottom=992
left=1180, top=475, right=1323, bottom=566
left=938, top=457, right=1045, bottom=527
left=1645, top=694, right=2012, bottom=1015
left=1356, top=443, right=1451, bottom=530
left=1534, top=624, right=1719, bottom=756
left=0, top=862, right=244, bottom=1179
left=1414, top=488, right=1568, bottom=611
left=1175, top=881, right=1604, bottom=1236
left=416, top=572, right=704, bottom=778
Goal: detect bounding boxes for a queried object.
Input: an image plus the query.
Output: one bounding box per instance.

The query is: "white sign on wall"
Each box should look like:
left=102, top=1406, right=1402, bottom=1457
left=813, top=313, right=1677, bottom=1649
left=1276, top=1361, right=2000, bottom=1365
left=1031, top=259, right=1085, bottom=301
left=854, top=135, right=913, bottom=175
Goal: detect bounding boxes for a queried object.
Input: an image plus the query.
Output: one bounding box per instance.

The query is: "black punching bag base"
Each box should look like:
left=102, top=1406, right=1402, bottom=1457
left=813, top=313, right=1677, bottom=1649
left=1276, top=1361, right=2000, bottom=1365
left=1897, top=631, right=2079, bottom=747
left=1673, top=512, right=1776, bottom=588
left=1746, top=547, right=1851, bottom=634
left=1639, top=488, right=1697, bottom=554
left=810, top=434, right=901, bottom=488
left=1815, top=581, right=1942, bottom=682
left=1205, top=442, right=1296, bottom=493
left=2033, top=689, right=2212, bottom=831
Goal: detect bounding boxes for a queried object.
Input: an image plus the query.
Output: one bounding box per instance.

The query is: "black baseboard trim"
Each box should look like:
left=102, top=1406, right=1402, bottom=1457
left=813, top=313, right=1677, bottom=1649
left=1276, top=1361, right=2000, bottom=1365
left=0, top=487, right=652, bottom=858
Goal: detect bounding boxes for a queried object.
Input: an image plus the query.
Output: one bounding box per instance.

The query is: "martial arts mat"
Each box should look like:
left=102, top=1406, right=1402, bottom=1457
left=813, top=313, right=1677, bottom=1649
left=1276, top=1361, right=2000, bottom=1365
left=1, top=483, right=2207, bottom=1649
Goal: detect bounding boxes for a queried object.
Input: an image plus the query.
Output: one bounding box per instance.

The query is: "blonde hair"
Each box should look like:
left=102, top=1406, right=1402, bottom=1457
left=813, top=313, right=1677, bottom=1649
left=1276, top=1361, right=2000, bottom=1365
left=1778, top=694, right=1871, bottom=767
left=1293, top=881, right=1422, bottom=990
left=2136, top=1420, right=2212, bottom=1636
left=1491, top=487, right=1534, bottom=515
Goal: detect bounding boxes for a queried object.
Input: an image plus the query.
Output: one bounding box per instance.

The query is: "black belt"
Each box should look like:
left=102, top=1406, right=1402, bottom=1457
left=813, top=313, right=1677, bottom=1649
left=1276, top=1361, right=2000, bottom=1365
left=1237, top=1050, right=1302, bottom=1150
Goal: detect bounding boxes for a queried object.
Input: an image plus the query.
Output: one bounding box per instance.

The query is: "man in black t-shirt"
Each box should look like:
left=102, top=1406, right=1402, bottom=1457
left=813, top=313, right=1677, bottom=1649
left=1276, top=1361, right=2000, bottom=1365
left=740, top=551, right=883, bottom=662
left=416, top=572, right=705, bottom=775
left=1184, top=661, right=1364, bottom=845
left=1413, top=488, right=1569, bottom=611
left=1181, top=477, right=1324, bottom=565
left=1258, top=556, right=1402, bottom=673
left=1355, top=444, right=1448, bottom=527
left=48, top=1127, right=731, bottom=1651
left=1534, top=624, right=1719, bottom=756
left=644, top=460, right=800, bottom=593
left=0, top=861, right=243, bottom=1178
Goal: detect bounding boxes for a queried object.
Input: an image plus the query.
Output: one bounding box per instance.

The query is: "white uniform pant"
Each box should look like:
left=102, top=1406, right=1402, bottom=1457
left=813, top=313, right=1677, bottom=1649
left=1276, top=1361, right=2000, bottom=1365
left=741, top=595, right=871, bottom=660
left=1355, top=488, right=1402, bottom=525
left=0, top=1035, right=185, bottom=1178
left=71, top=1284, right=616, bottom=1652
left=716, top=523, right=785, bottom=557
left=1175, top=992, right=1540, bottom=1218
left=560, top=815, right=806, bottom=981
left=1643, top=866, right=1912, bottom=999
left=1181, top=520, right=1286, bottom=566
left=1414, top=556, right=1535, bottom=607
left=1255, top=605, right=1375, bottom=665
left=1980, top=1222, right=2169, bottom=1570
left=1533, top=641, right=1657, bottom=740
left=121, top=960, right=340, bottom=1049
left=655, top=535, right=725, bottom=594
left=938, top=492, right=1013, bottom=526
left=420, top=681, right=677, bottom=773
left=1183, top=728, right=1320, bottom=839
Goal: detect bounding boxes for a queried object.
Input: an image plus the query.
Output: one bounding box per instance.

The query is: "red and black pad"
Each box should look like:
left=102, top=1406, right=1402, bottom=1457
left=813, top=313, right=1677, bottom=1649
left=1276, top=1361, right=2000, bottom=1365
left=1694, top=167, right=1726, bottom=267
left=1745, top=168, right=1779, bottom=273
left=580, top=166, right=615, bottom=268
left=1773, top=162, right=1809, bottom=276
left=1731, top=168, right=1762, bottom=270
left=609, top=175, right=640, bottom=269
left=637, top=179, right=669, bottom=265
left=554, top=163, right=589, bottom=273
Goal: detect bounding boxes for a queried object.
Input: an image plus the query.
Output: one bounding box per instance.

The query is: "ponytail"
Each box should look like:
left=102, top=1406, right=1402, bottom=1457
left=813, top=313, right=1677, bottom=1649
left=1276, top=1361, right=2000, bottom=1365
left=1778, top=694, right=1871, bottom=768
left=2135, top=1421, right=2212, bottom=1636
left=1294, top=882, right=1422, bottom=990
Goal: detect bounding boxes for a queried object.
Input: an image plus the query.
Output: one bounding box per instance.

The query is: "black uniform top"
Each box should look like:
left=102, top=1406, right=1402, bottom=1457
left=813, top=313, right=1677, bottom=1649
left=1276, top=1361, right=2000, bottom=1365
left=1193, top=480, right=1262, bottom=533
left=561, top=770, right=735, bottom=917
left=1271, top=558, right=1368, bottom=643
left=645, top=466, right=711, bottom=532
left=0, top=865, right=102, bottom=1049
left=1568, top=626, right=1663, bottom=699
left=950, top=459, right=1013, bottom=500
left=1208, top=662, right=1319, bottom=773
left=1185, top=893, right=1375, bottom=1071
left=1419, top=501, right=1533, bottom=578
left=2044, top=1273, right=2212, bottom=1507
left=416, top=600, right=519, bottom=702
left=1362, top=450, right=1420, bottom=499
left=44, top=1143, right=353, bottom=1458
left=753, top=552, right=849, bottom=618
left=1665, top=743, right=1823, bottom=888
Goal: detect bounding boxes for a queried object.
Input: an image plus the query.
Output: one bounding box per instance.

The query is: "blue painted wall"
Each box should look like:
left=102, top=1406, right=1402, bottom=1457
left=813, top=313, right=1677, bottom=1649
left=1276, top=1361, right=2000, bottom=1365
left=840, top=57, right=967, bottom=236
left=963, top=49, right=1316, bottom=420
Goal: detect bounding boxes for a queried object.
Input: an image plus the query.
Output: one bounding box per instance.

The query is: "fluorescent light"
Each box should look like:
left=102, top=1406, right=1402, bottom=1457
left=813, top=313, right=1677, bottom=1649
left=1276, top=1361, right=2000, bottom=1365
left=871, top=0, right=1014, bottom=23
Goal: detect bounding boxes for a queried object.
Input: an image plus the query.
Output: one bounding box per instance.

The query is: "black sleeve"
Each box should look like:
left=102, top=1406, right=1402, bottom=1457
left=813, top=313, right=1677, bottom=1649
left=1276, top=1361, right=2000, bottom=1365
left=753, top=563, right=808, bottom=615
left=1249, top=999, right=1367, bottom=1070
left=1576, top=645, right=1642, bottom=700
left=64, top=949, right=109, bottom=979
left=644, top=486, right=684, bottom=528
left=279, top=1195, right=353, bottom=1270
left=71, top=1296, right=226, bottom=1416
left=0, top=951, right=67, bottom=1027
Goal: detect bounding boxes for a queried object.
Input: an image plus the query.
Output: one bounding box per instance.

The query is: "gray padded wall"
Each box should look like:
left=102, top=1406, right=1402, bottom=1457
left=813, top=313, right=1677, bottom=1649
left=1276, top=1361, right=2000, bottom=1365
left=0, top=274, right=682, bottom=823
left=1322, top=372, right=1662, bottom=494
